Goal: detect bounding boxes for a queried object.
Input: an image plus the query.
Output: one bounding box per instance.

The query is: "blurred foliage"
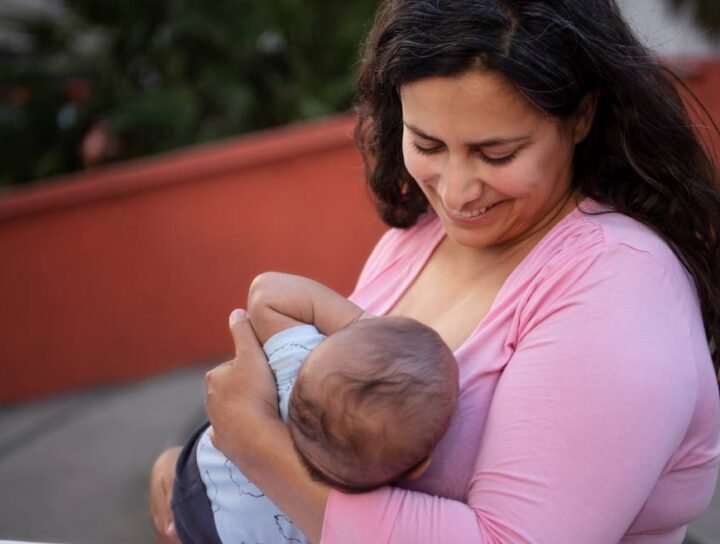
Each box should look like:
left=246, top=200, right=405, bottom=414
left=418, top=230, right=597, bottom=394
left=671, top=0, right=720, bottom=34
left=0, top=0, right=378, bottom=186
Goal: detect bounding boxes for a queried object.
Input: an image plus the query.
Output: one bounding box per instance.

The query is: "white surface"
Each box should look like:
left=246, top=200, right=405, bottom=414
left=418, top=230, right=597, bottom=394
left=617, top=0, right=718, bottom=55
left=0, top=540, right=66, bottom=543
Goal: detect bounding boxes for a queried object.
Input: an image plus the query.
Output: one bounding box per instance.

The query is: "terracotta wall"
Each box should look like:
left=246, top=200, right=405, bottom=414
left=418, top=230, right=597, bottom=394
left=0, top=115, right=386, bottom=403
left=2, top=59, right=719, bottom=403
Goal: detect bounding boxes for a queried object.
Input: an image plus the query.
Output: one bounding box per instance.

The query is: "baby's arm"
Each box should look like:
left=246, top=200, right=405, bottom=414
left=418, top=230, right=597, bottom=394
left=247, top=272, right=370, bottom=344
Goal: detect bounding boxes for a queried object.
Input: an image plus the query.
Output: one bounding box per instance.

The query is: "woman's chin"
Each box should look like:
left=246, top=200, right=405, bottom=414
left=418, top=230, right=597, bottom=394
left=437, top=211, right=509, bottom=250
left=440, top=224, right=499, bottom=250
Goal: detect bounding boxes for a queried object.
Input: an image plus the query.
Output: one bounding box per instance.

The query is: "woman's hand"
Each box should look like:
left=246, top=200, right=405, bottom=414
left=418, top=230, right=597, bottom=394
left=205, top=309, right=280, bottom=460
left=206, top=308, right=330, bottom=542
left=148, top=446, right=181, bottom=544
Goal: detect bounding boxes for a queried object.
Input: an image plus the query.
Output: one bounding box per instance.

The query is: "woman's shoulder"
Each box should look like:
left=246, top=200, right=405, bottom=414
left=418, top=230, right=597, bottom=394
left=536, top=199, right=687, bottom=279
left=514, top=199, right=698, bottom=320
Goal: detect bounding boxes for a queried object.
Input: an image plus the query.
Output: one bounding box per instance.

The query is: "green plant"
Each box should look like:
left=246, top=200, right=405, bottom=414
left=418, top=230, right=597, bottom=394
left=0, top=1, right=378, bottom=186
left=670, top=0, right=720, bottom=34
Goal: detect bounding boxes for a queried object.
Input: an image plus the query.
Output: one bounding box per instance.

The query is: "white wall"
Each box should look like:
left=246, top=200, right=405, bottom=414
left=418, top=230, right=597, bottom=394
left=617, top=0, right=719, bottom=55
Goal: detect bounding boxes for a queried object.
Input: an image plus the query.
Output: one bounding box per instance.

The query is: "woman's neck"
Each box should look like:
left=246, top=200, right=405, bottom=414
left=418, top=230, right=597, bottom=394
left=440, top=192, right=579, bottom=274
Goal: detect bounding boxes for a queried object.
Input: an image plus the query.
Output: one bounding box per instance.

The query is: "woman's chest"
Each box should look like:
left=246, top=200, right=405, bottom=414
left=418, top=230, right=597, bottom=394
left=387, top=248, right=511, bottom=351
left=399, top=316, right=518, bottom=500
left=359, top=266, right=520, bottom=499
left=350, top=234, right=533, bottom=499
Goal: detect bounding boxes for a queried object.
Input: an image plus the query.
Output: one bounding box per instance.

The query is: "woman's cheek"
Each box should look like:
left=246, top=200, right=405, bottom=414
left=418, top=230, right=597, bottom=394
left=403, top=146, right=434, bottom=186
left=497, top=156, right=547, bottom=200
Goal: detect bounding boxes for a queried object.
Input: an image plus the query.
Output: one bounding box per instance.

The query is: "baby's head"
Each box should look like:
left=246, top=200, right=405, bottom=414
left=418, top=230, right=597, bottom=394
left=288, top=316, right=458, bottom=492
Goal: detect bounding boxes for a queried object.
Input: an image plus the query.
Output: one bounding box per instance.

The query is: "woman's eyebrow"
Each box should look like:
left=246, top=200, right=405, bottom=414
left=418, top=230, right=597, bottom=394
left=403, top=122, right=530, bottom=148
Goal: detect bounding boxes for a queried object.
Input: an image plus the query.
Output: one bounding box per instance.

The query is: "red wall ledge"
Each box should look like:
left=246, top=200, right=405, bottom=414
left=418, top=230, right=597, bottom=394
left=0, top=114, right=386, bottom=403
left=0, top=115, right=362, bottom=220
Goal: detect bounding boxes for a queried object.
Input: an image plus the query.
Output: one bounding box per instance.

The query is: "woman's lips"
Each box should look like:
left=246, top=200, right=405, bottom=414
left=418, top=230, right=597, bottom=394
left=442, top=200, right=506, bottom=225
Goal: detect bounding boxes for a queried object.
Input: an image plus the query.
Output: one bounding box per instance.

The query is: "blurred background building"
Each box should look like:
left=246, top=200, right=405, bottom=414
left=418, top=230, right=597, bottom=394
left=619, top=0, right=719, bottom=55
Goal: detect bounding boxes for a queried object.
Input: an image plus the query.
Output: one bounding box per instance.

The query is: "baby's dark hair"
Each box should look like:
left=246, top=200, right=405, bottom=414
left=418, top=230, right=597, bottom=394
left=287, top=316, right=458, bottom=492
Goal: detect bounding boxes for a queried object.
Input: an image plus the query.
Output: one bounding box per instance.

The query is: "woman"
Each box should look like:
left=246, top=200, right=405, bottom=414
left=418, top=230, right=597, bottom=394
left=151, top=1, right=720, bottom=542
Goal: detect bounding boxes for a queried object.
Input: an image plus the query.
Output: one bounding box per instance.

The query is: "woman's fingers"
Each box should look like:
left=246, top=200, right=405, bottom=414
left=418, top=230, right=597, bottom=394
left=149, top=447, right=182, bottom=544
left=229, top=308, right=264, bottom=360
left=204, top=309, right=280, bottom=456
left=204, top=360, right=233, bottom=409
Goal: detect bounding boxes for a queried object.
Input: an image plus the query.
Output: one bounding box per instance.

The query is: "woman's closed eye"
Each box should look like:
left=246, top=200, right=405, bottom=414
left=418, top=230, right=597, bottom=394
left=412, top=142, right=443, bottom=155
left=478, top=149, right=518, bottom=165
left=411, top=141, right=519, bottom=165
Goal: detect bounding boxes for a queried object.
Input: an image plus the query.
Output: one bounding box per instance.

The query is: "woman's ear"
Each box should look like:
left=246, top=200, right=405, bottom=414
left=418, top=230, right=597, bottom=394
left=573, top=91, right=599, bottom=144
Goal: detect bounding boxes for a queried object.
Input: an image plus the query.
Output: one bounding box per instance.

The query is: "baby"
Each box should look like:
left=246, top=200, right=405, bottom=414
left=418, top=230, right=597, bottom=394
left=171, top=272, right=459, bottom=544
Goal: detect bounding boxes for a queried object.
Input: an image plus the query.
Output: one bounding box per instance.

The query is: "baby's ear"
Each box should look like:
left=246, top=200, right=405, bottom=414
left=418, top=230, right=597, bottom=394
left=405, top=456, right=432, bottom=480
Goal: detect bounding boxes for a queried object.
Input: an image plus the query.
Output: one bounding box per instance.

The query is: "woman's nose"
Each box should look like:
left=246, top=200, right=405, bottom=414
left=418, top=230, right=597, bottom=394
left=436, top=156, right=484, bottom=210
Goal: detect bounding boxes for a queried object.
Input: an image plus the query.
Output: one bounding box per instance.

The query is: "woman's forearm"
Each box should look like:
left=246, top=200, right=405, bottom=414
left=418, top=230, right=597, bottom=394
left=206, top=310, right=331, bottom=542
left=224, top=415, right=331, bottom=543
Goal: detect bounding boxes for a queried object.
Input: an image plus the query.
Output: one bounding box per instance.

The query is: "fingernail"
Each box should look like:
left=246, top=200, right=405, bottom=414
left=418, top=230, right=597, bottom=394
left=229, top=308, right=246, bottom=325
left=166, top=521, right=176, bottom=536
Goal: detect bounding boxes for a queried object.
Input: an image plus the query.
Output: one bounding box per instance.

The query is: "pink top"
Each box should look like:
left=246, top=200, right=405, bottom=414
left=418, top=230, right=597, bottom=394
left=325, top=201, right=720, bottom=543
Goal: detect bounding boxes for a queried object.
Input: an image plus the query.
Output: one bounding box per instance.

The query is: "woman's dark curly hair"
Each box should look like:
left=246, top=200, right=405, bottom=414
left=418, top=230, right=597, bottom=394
left=354, top=0, right=720, bottom=374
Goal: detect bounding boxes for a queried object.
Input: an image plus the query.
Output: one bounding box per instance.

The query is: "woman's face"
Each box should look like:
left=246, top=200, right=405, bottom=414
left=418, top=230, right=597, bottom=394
left=400, top=70, right=591, bottom=251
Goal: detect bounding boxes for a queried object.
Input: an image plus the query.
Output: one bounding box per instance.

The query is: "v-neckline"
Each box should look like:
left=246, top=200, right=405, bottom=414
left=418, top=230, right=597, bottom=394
left=380, top=202, right=587, bottom=354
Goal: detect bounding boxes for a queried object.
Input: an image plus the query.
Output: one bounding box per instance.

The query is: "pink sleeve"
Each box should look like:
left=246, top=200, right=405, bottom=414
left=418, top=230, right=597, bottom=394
left=322, top=245, right=700, bottom=543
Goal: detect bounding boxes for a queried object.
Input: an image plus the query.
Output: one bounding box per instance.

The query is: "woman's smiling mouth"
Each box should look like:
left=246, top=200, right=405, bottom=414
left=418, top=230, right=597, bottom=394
left=442, top=200, right=507, bottom=224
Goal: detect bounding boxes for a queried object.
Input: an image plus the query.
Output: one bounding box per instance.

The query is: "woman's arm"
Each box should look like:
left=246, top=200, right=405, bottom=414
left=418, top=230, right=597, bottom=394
left=207, top=312, right=481, bottom=543
left=147, top=306, right=332, bottom=544
left=209, top=245, right=710, bottom=543
left=205, top=309, right=330, bottom=542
